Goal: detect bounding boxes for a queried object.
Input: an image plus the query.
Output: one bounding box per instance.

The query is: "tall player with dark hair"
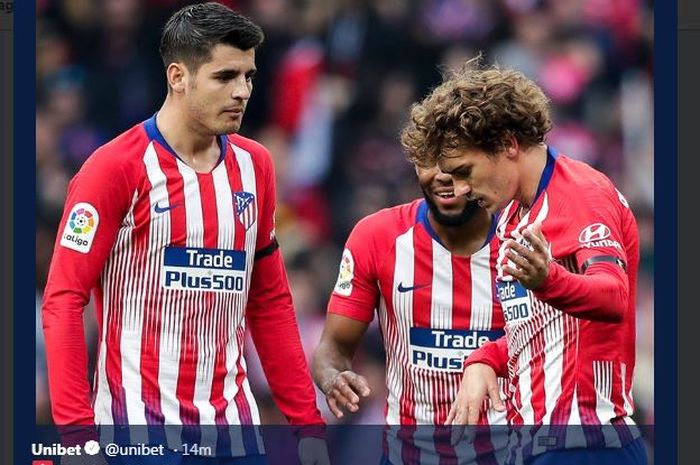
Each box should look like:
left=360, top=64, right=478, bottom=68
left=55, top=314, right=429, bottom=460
left=313, top=161, right=508, bottom=464
left=42, top=3, right=327, bottom=464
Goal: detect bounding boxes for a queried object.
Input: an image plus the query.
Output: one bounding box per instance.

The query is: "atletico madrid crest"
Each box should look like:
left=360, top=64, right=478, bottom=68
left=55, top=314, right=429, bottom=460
left=234, top=191, right=257, bottom=230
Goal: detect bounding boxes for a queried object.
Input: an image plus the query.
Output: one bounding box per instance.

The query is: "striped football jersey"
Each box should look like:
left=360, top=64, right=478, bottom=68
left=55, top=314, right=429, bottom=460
left=329, top=200, right=508, bottom=464
left=42, top=115, right=322, bottom=456
left=490, top=147, right=640, bottom=462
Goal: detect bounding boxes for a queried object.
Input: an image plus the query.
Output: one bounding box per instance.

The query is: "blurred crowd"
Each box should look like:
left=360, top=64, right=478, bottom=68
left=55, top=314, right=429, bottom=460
left=35, top=0, right=654, bottom=429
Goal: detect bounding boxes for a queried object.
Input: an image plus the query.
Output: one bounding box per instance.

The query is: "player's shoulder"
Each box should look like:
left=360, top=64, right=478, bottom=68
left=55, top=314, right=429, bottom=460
left=349, top=200, right=421, bottom=240
left=227, top=134, right=272, bottom=162
left=551, top=154, right=620, bottom=206
left=78, top=121, right=151, bottom=175
left=546, top=153, right=635, bottom=234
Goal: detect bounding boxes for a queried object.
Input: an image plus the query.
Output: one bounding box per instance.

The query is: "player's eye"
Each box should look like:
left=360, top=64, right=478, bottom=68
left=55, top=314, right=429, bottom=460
left=454, top=167, right=471, bottom=179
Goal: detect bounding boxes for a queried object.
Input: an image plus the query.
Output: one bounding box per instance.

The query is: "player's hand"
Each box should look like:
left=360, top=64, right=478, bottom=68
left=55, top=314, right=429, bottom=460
left=445, top=363, right=505, bottom=446
left=61, top=452, right=110, bottom=465
left=503, top=221, right=551, bottom=289
left=298, top=436, right=331, bottom=465
left=321, top=370, right=371, bottom=419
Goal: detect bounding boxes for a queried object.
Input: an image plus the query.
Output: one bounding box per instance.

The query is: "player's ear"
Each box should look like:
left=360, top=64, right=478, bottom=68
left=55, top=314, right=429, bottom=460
left=166, top=63, right=187, bottom=93
left=502, top=134, right=519, bottom=159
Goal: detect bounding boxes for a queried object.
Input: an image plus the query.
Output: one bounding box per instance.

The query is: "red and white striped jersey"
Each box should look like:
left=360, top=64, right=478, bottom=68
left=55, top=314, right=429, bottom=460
left=42, top=115, right=322, bottom=455
left=487, top=147, right=640, bottom=455
left=328, top=200, right=508, bottom=463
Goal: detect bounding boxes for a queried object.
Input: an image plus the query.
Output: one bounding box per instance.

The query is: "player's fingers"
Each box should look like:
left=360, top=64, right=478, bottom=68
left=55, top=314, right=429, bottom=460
left=449, top=403, right=468, bottom=446
left=507, top=240, right=536, bottom=260
left=337, top=388, right=361, bottom=412
left=487, top=383, right=505, bottom=412
left=336, top=379, right=361, bottom=405
left=451, top=422, right=466, bottom=446
left=347, top=373, right=371, bottom=397
left=507, top=243, right=542, bottom=271
left=506, top=249, right=532, bottom=272
left=508, top=248, right=547, bottom=281
left=466, top=399, right=482, bottom=426
left=464, top=424, right=477, bottom=444
left=523, top=227, right=548, bottom=255
left=330, top=388, right=356, bottom=411
left=503, top=266, right=525, bottom=281
left=445, top=401, right=458, bottom=425
left=326, top=396, right=344, bottom=419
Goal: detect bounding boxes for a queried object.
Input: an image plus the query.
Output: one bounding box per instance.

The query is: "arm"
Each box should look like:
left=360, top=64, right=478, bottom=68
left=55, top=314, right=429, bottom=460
left=312, top=314, right=370, bottom=419
left=533, top=260, right=628, bottom=322
left=246, top=248, right=324, bottom=431
left=463, top=335, right=509, bottom=377
left=41, top=150, right=133, bottom=440
left=245, top=147, right=323, bottom=434
left=505, top=222, right=629, bottom=323
left=312, top=209, right=384, bottom=418
left=447, top=336, right=507, bottom=430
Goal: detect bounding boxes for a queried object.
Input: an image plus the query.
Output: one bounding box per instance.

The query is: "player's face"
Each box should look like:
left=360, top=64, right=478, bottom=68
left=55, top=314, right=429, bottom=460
left=184, top=44, right=256, bottom=135
left=416, top=163, right=479, bottom=226
left=437, top=147, right=518, bottom=215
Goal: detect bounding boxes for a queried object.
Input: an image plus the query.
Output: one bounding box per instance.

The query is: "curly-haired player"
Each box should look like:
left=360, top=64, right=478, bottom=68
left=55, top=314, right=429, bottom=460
left=402, top=61, right=647, bottom=465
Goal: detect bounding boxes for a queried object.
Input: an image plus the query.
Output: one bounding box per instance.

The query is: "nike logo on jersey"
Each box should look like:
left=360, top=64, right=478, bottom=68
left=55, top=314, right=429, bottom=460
left=154, top=202, right=180, bottom=214
left=397, top=282, right=429, bottom=293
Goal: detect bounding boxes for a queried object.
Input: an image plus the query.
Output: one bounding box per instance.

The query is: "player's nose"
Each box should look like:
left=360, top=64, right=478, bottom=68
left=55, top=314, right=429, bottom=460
left=231, top=76, right=252, bottom=100
left=453, top=181, right=472, bottom=198
left=434, top=169, right=452, bottom=183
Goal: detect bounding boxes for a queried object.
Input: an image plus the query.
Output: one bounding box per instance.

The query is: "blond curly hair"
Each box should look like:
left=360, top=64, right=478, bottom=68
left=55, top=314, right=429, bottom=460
left=401, top=61, right=552, bottom=166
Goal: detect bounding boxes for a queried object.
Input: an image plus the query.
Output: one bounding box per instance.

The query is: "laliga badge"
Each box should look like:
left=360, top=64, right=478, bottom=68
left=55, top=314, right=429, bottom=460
left=333, top=248, right=354, bottom=296
left=60, top=202, right=100, bottom=253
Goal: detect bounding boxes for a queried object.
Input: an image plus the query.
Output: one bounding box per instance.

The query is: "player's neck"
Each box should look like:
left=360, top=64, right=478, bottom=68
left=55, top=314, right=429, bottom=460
left=156, top=100, right=221, bottom=172
left=429, top=208, right=492, bottom=256
left=515, top=144, right=548, bottom=212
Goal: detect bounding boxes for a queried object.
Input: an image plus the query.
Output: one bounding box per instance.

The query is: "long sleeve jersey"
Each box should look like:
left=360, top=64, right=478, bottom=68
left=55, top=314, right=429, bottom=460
left=466, top=147, right=641, bottom=460
left=42, top=115, right=323, bottom=455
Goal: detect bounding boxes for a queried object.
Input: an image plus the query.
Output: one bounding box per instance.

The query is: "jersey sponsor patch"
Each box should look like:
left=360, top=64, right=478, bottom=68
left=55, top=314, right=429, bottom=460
left=60, top=202, right=99, bottom=253
left=578, top=223, right=622, bottom=250
left=496, top=279, right=532, bottom=324
left=234, top=191, right=257, bottom=230
left=162, top=246, right=247, bottom=293
left=333, top=248, right=354, bottom=296
left=409, top=328, right=504, bottom=372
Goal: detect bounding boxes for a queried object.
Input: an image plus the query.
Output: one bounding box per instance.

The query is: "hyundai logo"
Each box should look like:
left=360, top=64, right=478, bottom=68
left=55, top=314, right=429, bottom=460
left=578, top=223, right=611, bottom=243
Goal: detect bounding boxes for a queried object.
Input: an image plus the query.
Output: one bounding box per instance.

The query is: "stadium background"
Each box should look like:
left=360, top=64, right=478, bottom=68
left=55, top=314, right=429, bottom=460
left=35, top=0, right=654, bottom=428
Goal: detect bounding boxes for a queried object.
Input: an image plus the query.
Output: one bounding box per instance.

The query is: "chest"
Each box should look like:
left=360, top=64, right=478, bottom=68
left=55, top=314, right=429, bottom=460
left=133, top=158, right=260, bottom=250
left=380, top=231, right=501, bottom=330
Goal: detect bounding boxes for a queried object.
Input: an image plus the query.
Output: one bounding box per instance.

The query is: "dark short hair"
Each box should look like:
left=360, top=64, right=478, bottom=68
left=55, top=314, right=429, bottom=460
left=159, top=2, right=264, bottom=72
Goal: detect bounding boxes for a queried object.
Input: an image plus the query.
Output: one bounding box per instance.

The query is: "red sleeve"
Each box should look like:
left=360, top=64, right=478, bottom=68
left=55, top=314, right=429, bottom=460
left=464, top=336, right=509, bottom=378
left=533, top=260, right=628, bottom=322
left=41, top=147, right=136, bottom=432
left=535, top=180, right=633, bottom=323
left=245, top=152, right=324, bottom=432
left=246, top=251, right=325, bottom=430
left=327, top=216, right=381, bottom=322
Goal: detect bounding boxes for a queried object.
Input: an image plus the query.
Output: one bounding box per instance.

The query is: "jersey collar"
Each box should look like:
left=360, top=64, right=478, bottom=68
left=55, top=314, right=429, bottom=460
left=494, top=145, right=559, bottom=229
left=535, top=145, right=559, bottom=201
left=144, top=113, right=227, bottom=168
left=417, top=199, right=497, bottom=249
